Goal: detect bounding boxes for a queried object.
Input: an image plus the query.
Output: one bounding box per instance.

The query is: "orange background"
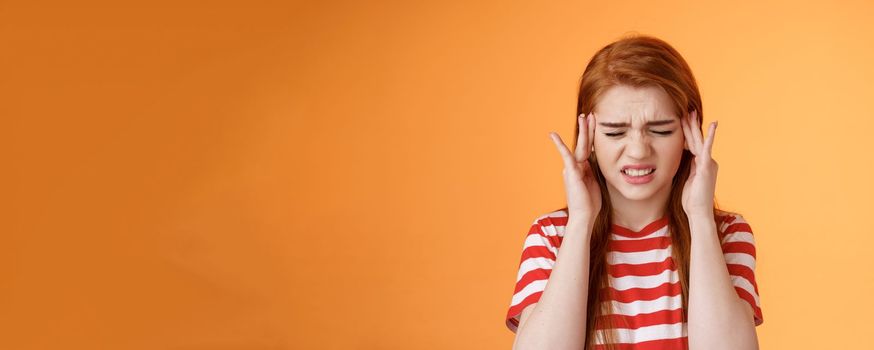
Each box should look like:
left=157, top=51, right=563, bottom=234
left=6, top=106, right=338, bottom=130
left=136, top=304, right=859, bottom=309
left=3, top=0, right=873, bottom=348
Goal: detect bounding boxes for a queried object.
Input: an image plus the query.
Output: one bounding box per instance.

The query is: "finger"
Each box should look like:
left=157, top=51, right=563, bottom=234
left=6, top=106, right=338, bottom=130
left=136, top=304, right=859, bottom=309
left=681, top=119, right=690, bottom=151
left=587, top=112, right=595, bottom=157
left=549, top=132, right=575, bottom=167
left=690, top=110, right=704, bottom=148
left=689, top=157, right=697, bottom=177
left=703, top=120, right=717, bottom=155
left=680, top=112, right=697, bottom=155
left=574, top=114, right=587, bottom=161
left=581, top=160, right=594, bottom=182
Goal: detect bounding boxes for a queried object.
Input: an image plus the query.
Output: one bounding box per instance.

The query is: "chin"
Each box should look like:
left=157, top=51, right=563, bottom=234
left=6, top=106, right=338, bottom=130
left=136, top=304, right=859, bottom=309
left=618, top=187, right=659, bottom=201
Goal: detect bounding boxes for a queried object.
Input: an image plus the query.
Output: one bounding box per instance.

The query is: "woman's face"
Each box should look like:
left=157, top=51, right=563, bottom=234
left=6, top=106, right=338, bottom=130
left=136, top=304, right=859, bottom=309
left=592, top=85, right=686, bottom=203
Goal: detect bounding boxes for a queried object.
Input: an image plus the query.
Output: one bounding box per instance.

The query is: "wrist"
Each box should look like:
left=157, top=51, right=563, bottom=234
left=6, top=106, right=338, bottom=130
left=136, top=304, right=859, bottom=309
left=687, top=212, right=718, bottom=233
left=566, top=217, right=594, bottom=235
left=684, top=209, right=712, bottom=220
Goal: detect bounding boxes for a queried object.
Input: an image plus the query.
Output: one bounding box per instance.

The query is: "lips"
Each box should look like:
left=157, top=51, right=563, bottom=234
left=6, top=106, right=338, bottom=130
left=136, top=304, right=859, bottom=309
left=622, top=169, right=656, bottom=184
left=621, top=164, right=656, bottom=171
left=620, top=164, right=656, bottom=184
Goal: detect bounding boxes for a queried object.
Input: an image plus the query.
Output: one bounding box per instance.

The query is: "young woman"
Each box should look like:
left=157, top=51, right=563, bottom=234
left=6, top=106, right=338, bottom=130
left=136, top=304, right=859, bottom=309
left=505, top=35, right=763, bottom=350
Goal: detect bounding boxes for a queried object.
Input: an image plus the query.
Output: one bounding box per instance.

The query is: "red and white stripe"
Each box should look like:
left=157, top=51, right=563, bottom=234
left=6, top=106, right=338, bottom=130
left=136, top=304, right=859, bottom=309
left=505, top=209, right=763, bottom=348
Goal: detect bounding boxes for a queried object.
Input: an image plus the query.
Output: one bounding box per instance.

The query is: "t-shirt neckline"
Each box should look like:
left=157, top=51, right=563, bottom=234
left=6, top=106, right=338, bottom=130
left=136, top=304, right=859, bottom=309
left=611, top=215, right=670, bottom=238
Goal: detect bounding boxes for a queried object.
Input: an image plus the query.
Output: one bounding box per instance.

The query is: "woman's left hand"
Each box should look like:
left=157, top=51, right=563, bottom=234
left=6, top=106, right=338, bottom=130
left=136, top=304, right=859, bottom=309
left=681, top=109, right=719, bottom=218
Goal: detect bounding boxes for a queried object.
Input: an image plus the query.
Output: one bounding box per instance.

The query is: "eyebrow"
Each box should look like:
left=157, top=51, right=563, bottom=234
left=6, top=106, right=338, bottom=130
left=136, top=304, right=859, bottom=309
left=598, top=119, right=676, bottom=128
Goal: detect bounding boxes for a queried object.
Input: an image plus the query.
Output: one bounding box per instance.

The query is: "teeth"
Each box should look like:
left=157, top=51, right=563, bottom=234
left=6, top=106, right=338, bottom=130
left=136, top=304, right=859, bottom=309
left=623, top=168, right=654, bottom=176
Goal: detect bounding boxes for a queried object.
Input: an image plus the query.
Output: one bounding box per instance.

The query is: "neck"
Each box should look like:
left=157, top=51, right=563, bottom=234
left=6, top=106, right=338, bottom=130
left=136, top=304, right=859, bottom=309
left=607, top=183, right=672, bottom=232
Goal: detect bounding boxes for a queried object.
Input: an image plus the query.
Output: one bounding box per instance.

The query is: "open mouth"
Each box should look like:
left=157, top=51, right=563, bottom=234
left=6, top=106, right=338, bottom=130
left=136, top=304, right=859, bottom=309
left=621, top=168, right=656, bottom=177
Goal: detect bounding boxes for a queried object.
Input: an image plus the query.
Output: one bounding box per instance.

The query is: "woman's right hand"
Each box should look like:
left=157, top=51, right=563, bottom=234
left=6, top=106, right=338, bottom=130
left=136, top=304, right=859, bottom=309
left=548, top=113, right=602, bottom=225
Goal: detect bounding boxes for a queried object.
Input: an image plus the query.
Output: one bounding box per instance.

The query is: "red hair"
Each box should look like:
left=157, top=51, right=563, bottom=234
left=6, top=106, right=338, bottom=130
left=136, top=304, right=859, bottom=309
left=559, top=33, right=728, bottom=349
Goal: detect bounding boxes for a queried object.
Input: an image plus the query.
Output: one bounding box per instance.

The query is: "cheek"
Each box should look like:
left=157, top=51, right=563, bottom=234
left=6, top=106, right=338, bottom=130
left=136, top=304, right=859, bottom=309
left=658, top=132, right=684, bottom=150
left=658, top=138, right=685, bottom=164
left=592, top=138, right=616, bottom=162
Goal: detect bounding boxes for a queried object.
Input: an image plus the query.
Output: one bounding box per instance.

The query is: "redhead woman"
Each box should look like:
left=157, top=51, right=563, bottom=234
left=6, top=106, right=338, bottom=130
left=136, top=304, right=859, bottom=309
left=506, top=35, right=762, bottom=350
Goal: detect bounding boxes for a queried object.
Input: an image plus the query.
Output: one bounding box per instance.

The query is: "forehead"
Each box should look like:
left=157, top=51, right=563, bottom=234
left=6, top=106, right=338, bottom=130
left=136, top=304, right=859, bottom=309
left=594, top=85, right=678, bottom=121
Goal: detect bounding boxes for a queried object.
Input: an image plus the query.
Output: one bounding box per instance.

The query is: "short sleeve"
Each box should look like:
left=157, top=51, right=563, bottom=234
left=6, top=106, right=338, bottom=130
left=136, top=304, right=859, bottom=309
left=505, top=212, right=566, bottom=333
left=718, top=213, right=764, bottom=326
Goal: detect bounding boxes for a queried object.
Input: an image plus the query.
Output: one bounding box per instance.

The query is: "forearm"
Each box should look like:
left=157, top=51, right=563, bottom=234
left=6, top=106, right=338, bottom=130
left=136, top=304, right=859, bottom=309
left=513, top=219, right=593, bottom=350
left=687, top=214, right=758, bottom=350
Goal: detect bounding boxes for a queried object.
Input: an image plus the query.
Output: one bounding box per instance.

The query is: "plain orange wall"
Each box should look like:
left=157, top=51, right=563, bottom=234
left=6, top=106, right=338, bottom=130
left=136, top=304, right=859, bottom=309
left=4, top=0, right=874, bottom=348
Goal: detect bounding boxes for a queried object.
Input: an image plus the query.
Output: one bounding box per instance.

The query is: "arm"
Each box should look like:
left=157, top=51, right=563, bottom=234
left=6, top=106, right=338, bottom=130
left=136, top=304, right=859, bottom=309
left=512, top=219, right=593, bottom=350
left=679, top=110, right=759, bottom=349
left=687, top=213, right=758, bottom=350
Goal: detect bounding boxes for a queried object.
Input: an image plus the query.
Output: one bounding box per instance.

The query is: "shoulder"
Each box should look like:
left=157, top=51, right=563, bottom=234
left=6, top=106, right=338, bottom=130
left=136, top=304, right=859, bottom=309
left=529, top=208, right=570, bottom=238
left=714, top=209, right=752, bottom=229
left=532, top=208, right=568, bottom=224
left=714, top=209, right=755, bottom=244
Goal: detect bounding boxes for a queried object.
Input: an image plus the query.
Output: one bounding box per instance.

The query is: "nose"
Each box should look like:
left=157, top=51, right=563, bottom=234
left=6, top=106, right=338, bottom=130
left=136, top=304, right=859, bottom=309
left=625, top=131, right=652, bottom=159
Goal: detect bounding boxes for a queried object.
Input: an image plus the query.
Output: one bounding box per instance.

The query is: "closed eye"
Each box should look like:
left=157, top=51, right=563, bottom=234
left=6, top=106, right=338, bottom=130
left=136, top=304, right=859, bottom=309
left=604, top=130, right=674, bottom=137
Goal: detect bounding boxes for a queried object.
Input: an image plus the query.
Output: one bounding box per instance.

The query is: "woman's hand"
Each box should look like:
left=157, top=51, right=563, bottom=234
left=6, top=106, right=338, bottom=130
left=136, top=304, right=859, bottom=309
left=680, top=109, right=719, bottom=218
left=549, top=113, right=602, bottom=225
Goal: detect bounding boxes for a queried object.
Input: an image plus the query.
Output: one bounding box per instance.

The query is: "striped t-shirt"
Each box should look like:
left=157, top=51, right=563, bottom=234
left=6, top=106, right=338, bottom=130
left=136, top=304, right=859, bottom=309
left=505, top=210, right=763, bottom=348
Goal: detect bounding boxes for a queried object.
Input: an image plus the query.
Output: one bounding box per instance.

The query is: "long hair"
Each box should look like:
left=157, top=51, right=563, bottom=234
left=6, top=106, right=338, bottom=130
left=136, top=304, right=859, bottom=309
left=560, top=34, right=724, bottom=349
